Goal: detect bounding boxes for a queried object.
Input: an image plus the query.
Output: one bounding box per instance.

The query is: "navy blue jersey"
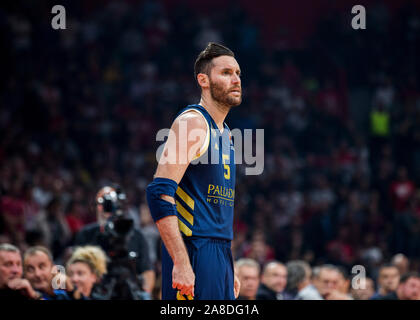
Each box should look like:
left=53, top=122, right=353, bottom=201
left=174, top=104, right=235, bottom=240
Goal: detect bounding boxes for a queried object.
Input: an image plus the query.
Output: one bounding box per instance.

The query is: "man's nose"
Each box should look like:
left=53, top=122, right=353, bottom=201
left=232, top=74, right=241, bottom=85
left=34, top=268, right=43, bottom=278
left=11, top=264, right=22, bottom=275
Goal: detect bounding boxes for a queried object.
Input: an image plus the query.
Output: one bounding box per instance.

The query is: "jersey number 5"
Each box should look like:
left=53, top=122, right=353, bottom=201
left=222, top=154, right=230, bottom=180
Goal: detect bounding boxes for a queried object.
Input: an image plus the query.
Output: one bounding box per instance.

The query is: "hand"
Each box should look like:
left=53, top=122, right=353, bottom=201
left=234, top=274, right=241, bottom=299
left=51, top=266, right=74, bottom=292
left=7, top=278, right=40, bottom=299
left=325, top=290, right=352, bottom=300
left=172, top=262, right=195, bottom=298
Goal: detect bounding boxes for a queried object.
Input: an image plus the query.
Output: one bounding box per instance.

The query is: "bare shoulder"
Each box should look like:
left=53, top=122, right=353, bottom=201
left=172, top=109, right=207, bottom=133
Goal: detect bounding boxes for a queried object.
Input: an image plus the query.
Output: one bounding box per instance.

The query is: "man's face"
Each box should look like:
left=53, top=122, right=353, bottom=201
left=379, top=267, right=400, bottom=293
left=262, top=264, right=287, bottom=293
left=237, top=265, right=260, bottom=299
left=337, top=273, right=350, bottom=294
left=351, top=278, right=375, bottom=300
left=0, top=251, right=22, bottom=288
left=24, top=251, right=53, bottom=292
left=208, top=55, right=242, bottom=108
left=315, top=269, right=341, bottom=298
left=400, top=277, right=420, bottom=300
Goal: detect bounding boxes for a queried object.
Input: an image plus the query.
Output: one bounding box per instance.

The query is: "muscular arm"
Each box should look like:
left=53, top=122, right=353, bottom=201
left=154, top=111, right=207, bottom=297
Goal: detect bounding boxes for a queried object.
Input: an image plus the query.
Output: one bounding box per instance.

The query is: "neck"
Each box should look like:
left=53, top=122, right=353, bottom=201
left=379, top=287, right=389, bottom=296
left=199, top=96, right=230, bottom=131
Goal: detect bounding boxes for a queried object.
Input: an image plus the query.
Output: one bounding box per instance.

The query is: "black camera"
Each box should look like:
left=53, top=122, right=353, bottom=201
left=97, top=186, right=133, bottom=242
left=92, top=185, right=147, bottom=300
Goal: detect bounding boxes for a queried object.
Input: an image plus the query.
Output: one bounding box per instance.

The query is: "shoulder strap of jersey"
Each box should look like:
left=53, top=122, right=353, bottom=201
left=175, top=104, right=211, bottom=160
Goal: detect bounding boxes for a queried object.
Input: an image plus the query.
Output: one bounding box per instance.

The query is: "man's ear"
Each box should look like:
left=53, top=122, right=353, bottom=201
left=197, top=73, right=209, bottom=88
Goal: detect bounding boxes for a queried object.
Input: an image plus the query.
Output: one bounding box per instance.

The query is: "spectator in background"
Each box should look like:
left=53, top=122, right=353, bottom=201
left=65, top=201, right=86, bottom=237
left=351, top=277, right=375, bottom=300
left=286, top=260, right=323, bottom=300
left=67, top=246, right=107, bottom=299
left=0, top=243, right=39, bottom=299
left=313, top=264, right=352, bottom=300
left=370, top=103, right=391, bottom=163
left=391, top=253, right=410, bottom=275
left=389, top=166, right=416, bottom=213
left=336, top=267, right=353, bottom=299
left=0, top=179, right=26, bottom=246
left=256, top=261, right=288, bottom=300
left=243, top=230, right=275, bottom=267
left=370, top=264, right=400, bottom=299
left=23, top=246, right=73, bottom=300
left=235, top=258, right=260, bottom=300
left=34, top=197, right=71, bottom=258
left=374, top=272, right=420, bottom=300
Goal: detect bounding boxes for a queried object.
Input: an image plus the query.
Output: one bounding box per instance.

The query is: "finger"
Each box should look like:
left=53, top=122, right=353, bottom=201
left=184, top=285, right=193, bottom=297
left=180, top=287, right=187, bottom=296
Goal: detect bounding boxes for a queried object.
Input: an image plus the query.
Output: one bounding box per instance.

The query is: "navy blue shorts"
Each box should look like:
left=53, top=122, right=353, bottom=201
left=161, top=237, right=235, bottom=300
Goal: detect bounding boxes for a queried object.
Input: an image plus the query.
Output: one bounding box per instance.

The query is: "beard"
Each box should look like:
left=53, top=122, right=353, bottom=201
left=209, top=79, right=242, bottom=108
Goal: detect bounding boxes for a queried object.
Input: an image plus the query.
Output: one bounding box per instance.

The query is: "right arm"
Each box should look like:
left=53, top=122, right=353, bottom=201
left=148, top=111, right=208, bottom=298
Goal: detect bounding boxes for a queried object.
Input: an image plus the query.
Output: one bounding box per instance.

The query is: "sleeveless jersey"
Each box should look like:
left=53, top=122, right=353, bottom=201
left=174, top=104, right=235, bottom=240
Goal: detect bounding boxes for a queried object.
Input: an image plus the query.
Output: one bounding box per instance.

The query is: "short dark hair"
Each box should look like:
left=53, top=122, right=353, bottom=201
left=286, top=260, right=309, bottom=292
left=194, top=42, right=234, bottom=79
left=378, top=263, right=399, bottom=274
left=400, top=272, right=420, bottom=284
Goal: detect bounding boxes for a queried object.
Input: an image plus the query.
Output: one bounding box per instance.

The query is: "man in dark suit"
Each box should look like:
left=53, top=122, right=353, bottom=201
left=257, top=261, right=289, bottom=300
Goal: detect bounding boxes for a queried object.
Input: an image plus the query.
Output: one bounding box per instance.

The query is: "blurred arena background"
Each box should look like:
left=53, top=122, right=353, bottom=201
left=1, top=0, right=420, bottom=300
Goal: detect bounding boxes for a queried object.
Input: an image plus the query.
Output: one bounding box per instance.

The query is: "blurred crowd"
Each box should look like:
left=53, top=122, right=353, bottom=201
left=1, top=0, right=420, bottom=299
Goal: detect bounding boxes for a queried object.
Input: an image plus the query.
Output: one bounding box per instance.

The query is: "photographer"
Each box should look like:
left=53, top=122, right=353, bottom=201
left=74, top=186, right=155, bottom=298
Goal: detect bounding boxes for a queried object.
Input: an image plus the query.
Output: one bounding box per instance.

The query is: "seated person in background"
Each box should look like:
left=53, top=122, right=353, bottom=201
left=286, top=260, right=323, bottom=300
left=391, top=253, right=410, bottom=275
left=0, top=243, right=38, bottom=300
left=256, top=261, right=289, bottom=300
left=373, top=272, right=420, bottom=300
left=370, top=263, right=400, bottom=299
left=235, top=258, right=260, bottom=300
left=351, top=277, right=375, bottom=300
left=313, top=264, right=352, bottom=300
left=336, top=266, right=354, bottom=299
left=23, top=246, right=77, bottom=300
left=66, top=245, right=107, bottom=299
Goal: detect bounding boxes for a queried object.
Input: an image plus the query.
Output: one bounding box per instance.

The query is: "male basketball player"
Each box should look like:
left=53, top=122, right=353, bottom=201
left=146, top=42, right=241, bottom=300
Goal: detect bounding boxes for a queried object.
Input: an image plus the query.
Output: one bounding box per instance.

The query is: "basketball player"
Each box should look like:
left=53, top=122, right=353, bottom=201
left=146, top=42, right=242, bottom=300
